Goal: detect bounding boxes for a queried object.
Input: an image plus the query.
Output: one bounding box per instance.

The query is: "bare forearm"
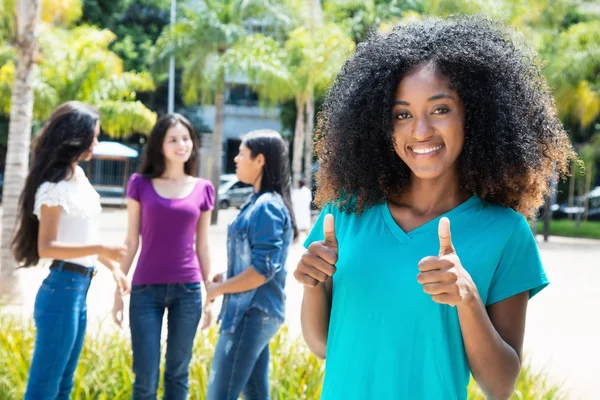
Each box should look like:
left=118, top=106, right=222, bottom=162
left=98, top=256, right=119, bottom=272
left=458, top=293, right=521, bottom=400
left=219, top=267, right=266, bottom=294
left=38, top=242, right=103, bottom=260
left=301, top=284, right=330, bottom=359
left=118, top=239, right=139, bottom=277
left=197, top=246, right=211, bottom=285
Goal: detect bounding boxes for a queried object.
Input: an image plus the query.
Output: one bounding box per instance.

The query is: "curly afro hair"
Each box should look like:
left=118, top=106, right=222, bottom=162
left=314, top=15, right=576, bottom=218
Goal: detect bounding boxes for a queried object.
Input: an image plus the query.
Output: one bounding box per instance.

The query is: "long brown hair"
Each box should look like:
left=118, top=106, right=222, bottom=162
left=138, top=113, right=199, bottom=178
left=243, top=130, right=298, bottom=239
left=12, top=101, right=100, bottom=267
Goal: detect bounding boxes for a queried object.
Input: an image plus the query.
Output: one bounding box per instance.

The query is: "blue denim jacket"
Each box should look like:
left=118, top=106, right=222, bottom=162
left=218, top=191, right=293, bottom=333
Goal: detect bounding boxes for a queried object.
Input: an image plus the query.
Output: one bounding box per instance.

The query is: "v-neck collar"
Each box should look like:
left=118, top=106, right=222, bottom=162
left=380, top=196, right=480, bottom=245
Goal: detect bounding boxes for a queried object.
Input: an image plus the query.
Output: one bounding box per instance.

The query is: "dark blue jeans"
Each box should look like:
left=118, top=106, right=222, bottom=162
left=25, top=267, right=93, bottom=400
left=207, top=308, right=282, bottom=400
left=129, top=283, right=203, bottom=400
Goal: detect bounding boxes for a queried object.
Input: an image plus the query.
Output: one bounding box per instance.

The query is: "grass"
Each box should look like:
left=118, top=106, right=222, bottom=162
left=0, top=311, right=566, bottom=400
left=536, top=219, right=600, bottom=240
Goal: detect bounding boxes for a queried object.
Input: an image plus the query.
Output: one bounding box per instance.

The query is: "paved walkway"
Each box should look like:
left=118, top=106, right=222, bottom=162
left=3, top=208, right=599, bottom=399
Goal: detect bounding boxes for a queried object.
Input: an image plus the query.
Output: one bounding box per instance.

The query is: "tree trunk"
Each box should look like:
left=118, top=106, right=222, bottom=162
left=0, top=0, right=42, bottom=303
left=567, top=160, right=576, bottom=221
left=209, top=90, right=224, bottom=225
left=583, top=161, right=592, bottom=221
left=292, top=96, right=306, bottom=186
left=543, top=170, right=558, bottom=242
left=303, top=90, right=315, bottom=188
left=575, top=169, right=584, bottom=229
left=303, top=0, right=321, bottom=189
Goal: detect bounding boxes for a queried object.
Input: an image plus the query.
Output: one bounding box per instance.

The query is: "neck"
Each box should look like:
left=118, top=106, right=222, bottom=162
left=390, top=170, right=470, bottom=216
left=253, top=179, right=262, bottom=193
left=69, top=162, right=80, bottom=179
left=161, top=162, right=186, bottom=180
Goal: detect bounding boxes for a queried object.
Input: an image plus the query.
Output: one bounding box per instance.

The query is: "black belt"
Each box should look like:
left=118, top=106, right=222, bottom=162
left=50, top=260, right=97, bottom=278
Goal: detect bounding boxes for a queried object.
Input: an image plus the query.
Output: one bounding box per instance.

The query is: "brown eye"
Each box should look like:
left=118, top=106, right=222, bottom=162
left=433, top=107, right=450, bottom=115
left=395, top=111, right=411, bottom=120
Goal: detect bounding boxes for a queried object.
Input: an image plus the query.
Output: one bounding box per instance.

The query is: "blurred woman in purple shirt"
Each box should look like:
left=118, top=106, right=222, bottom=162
left=112, top=113, right=215, bottom=400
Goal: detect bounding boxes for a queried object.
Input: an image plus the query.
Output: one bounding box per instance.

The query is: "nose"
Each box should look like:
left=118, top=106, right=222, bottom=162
left=412, top=114, right=434, bottom=140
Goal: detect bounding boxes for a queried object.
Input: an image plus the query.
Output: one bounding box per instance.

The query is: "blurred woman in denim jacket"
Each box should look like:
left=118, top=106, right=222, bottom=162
left=204, top=129, right=297, bottom=400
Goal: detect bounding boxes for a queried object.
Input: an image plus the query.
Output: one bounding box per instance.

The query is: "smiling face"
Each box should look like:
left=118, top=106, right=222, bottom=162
left=391, top=63, right=465, bottom=182
left=162, top=122, right=193, bottom=164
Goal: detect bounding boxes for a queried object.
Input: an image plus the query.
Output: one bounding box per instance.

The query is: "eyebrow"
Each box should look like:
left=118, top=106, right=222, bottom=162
left=394, top=93, right=456, bottom=106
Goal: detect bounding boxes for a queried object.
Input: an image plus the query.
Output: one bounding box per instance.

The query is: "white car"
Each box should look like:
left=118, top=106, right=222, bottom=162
left=218, top=174, right=254, bottom=209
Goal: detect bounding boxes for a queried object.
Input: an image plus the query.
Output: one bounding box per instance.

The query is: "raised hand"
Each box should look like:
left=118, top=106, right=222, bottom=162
left=294, top=214, right=338, bottom=287
left=416, top=217, right=476, bottom=306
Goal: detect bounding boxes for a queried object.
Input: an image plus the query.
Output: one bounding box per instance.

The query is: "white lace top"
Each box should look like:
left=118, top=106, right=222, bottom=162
left=34, top=165, right=102, bottom=267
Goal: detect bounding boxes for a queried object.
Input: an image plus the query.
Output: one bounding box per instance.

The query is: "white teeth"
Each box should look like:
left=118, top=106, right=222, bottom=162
left=411, top=145, right=442, bottom=154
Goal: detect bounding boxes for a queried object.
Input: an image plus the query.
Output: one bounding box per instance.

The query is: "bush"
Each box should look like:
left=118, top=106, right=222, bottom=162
left=0, top=312, right=565, bottom=399
left=536, top=220, right=600, bottom=240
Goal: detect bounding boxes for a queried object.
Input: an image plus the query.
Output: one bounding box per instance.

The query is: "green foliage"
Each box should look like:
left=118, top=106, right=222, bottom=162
left=324, top=0, right=418, bottom=43
left=0, top=22, right=157, bottom=137
left=0, top=0, right=16, bottom=42
left=105, top=3, right=170, bottom=73
left=218, top=23, right=355, bottom=110
left=547, top=20, right=600, bottom=129
left=154, top=0, right=290, bottom=106
left=468, top=362, right=568, bottom=399
left=0, top=311, right=568, bottom=400
left=81, top=0, right=131, bottom=26
left=536, top=219, right=600, bottom=240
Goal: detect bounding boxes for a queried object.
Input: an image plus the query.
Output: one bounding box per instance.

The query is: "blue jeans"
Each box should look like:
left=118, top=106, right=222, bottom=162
left=129, top=283, right=203, bottom=400
left=25, top=267, right=93, bottom=400
left=207, top=308, right=282, bottom=400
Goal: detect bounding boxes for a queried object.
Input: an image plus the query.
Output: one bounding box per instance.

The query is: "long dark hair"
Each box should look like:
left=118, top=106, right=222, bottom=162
left=243, top=129, right=298, bottom=239
left=12, top=101, right=100, bottom=267
left=139, top=113, right=198, bottom=178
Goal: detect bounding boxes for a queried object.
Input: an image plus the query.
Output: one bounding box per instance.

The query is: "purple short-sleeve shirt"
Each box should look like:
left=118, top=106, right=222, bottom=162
left=126, top=173, right=215, bottom=285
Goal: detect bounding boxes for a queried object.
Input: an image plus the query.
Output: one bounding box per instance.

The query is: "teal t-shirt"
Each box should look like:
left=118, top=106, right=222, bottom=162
left=304, top=196, right=548, bottom=400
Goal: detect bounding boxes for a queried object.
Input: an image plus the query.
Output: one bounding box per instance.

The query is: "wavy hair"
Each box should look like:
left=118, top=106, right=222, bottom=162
left=12, top=101, right=100, bottom=267
left=314, top=15, right=576, bottom=217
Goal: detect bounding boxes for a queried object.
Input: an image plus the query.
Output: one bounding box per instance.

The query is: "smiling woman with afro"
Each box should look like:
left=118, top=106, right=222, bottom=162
left=293, top=15, right=575, bottom=400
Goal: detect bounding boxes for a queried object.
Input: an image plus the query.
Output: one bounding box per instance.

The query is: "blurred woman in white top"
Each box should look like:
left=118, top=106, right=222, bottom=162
left=11, top=101, right=129, bottom=400
left=292, top=178, right=313, bottom=236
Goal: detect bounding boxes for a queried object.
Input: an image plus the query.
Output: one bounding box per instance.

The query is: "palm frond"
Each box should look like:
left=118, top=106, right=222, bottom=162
left=32, top=76, right=59, bottom=120
left=181, top=52, right=220, bottom=105
left=96, top=100, right=157, bottom=138
left=222, top=34, right=294, bottom=104
left=90, top=72, right=155, bottom=103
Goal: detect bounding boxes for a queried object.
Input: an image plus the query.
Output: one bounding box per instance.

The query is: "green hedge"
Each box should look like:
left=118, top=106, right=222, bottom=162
left=0, top=312, right=566, bottom=399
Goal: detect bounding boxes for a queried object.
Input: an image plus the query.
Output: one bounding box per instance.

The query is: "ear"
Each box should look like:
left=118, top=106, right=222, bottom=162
left=256, top=153, right=266, bottom=167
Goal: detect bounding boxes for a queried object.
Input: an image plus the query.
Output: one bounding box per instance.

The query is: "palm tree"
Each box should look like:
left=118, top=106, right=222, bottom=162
left=155, top=0, right=285, bottom=224
left=224, top=24, right=355, bottom=186
left=0, top=1, right=157, bottom=301
left=302, top=0, right=323, bottom=189
left=0, top=0, right=42, bottom=303
left=0, top=19, right=158, bottom=136
left=547, top=20, right=600, bottom=130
